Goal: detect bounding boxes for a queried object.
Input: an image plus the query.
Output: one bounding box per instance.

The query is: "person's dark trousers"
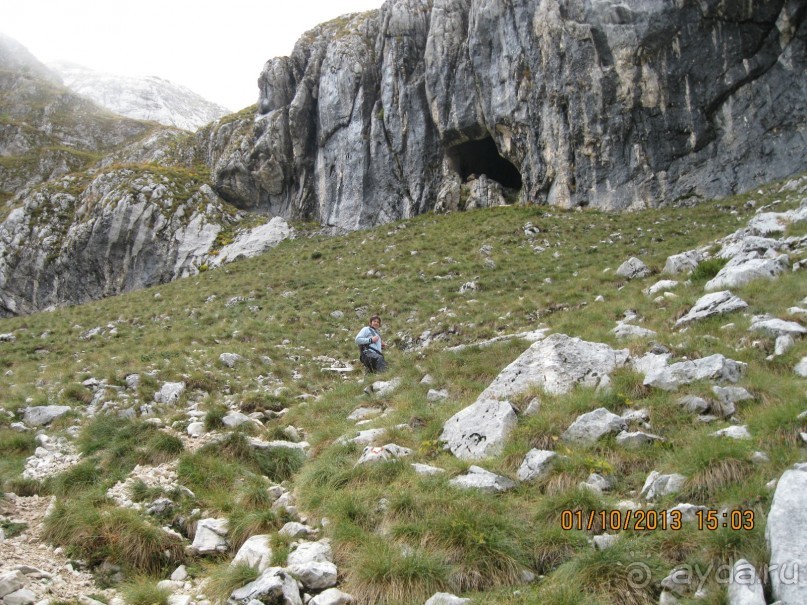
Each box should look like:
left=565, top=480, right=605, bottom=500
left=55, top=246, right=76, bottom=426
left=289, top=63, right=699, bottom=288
left=362, top=350, right=386, bottom=373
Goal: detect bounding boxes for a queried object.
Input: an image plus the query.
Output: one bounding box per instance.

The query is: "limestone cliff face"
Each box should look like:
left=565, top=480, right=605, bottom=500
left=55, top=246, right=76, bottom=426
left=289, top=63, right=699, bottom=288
left=215, top=0, right=807, bottom=229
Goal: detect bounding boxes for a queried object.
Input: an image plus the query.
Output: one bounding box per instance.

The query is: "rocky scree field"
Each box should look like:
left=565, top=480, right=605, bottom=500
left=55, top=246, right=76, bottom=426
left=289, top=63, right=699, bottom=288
left=0, top=173, right=806, bottom=605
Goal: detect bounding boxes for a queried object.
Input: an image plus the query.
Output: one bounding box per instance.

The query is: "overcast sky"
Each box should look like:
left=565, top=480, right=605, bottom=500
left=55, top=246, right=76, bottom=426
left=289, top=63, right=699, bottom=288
left=3, top=0, right=383, bottom=111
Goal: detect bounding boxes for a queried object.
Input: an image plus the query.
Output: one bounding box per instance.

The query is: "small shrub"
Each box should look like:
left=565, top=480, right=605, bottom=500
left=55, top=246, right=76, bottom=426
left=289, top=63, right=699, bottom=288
left=348, top=538, right=450, bottom=605
left=119, top=577, right=171, bottom=605
left=690, top=257, right=728, bottom=282
left=205, top=562, right=259, bottom=605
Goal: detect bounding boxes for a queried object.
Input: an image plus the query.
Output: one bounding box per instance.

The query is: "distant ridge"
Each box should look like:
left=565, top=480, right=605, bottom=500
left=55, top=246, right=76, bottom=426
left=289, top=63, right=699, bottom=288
left=50, top=61, right=231, bottom=132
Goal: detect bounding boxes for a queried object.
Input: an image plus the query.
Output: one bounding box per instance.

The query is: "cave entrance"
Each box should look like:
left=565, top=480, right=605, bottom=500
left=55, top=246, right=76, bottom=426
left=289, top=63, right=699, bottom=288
left=447, top=136, right=523, bottom=190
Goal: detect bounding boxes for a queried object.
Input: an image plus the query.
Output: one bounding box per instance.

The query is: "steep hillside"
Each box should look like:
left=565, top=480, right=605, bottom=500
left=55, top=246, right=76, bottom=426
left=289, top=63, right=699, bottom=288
left=0, top=174, right=805, bottom=605
left=0, top=34, right=159, bottom=212
left=50, top=62, right=231, bottom=132
left=0, top=38, right=291, bottom=318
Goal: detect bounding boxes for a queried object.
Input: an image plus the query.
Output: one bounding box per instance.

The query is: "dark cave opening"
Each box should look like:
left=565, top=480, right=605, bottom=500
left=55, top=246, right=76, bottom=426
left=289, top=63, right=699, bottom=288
left=447, top=136, right=523, bottom=190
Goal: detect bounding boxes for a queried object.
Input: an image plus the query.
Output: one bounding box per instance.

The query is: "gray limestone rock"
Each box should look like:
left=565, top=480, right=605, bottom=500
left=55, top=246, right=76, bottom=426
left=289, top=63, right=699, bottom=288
left=705, top=253, right=789, bottom=291
left=0, top=572, right=26, bottom=599
left=154, top=382, right=186, bottom=405
left=478, top=334, right=630, bottom=399
left=612, top=323, right=657, bottom=340
left=3, top=589, right=36, bottom=605
left=711, top=425, right=751, bottom=440
left=287, top=540, right=333, bottom=566
left=517, top=449, right=557, bottom=482
left=308, top=589, right=354, bottom=605
left=440, top=398, right=517, bottom=460
left=727, top=559, right=766, bottom=605
left=232, top=535, right=273, bottom=572
left=355, top=444, right=412, bottom=466
left=411, top=463, right=446, bottom=476
left=228, top=568, right=301, bottom=605
left=449, top=465, right=516, bottom=493
left=641, top=471, right=687, bottom=501
left=562, top=408, right=627, bottom=446
left=22, top=406, right=71, bottom=427
left=796, top=357, right=807, bottom=378
left=663, top=250, right=704, bottom=275
left=219, top=353, right=243, bottom=368
left=616, top=431, right=665, bottom=448
left=286, top=561, right=337, bottom=590
left=765, top=463, right=807, bottom=605
left=616, top=257, right=651, bottom=280
left=642, top=354, right=747, bottom=391
left=677, top=396, right=711, bottom=414
left=749, top=316, right=807, bottom=338
left=674, top=291, right=748, bottom=327
left=191, top=518, right=229, bottom=555
left=424, top=594, right=471, bottom=605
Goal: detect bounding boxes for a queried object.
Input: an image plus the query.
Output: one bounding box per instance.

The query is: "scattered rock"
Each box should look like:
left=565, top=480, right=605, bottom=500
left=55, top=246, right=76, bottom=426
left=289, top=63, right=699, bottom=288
left=355, top=444, right=412, bottom=466
left=449, top=466, right=516, bottom=493
left=424, top=594, right=471, bottom=605
left=440, top=399, right=517, bottom=460
left=616, top=257, right=651, bottom=279
left=411, top=463, right=445, bottom=476
left=711, top=425, right=751, bottom=440
left=705, top=253, right=789, bottom=291
left=232, top=535, right=272, bottom=579
left=22, top=406, right=71, bottom=427
left=191, top=518, right=229, bottom=554
left=674, top=291, right=748, bottom=327
left=663, top=250, right=703, bottom=275
left=154, top=382, right=186, bottom=404
left=478, top=334, right=630, bottom=398
left=642, top=354, right=746, bottom=391
left=517, top=449, right=558, bottom=482
left=562, top=408, right=627, bottom=446
left=308, top=588, right=354, bottom=605
left=616, top=431, right=665, bottom=448
left=727, top=559, right=766, bottom=605
left=228, top=567, right=300, bottom=605
left=748, top=316, right=807, bottom=338
left=219, top=353, right=243, bottom=368
left=765, top=463, right=807, bottom=604
left=427, top=389, right=449, bottom=402
left=641, top=471, right=687, bottom=501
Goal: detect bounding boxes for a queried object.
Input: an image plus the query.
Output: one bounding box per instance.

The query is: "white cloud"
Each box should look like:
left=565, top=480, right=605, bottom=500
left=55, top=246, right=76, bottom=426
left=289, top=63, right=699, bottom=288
left=3, top=0, right=382, bottom=110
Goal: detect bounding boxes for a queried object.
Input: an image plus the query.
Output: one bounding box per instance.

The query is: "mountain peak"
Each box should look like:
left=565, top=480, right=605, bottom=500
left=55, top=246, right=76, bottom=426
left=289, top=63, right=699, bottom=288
left=49, top=60, right=231, bottom=132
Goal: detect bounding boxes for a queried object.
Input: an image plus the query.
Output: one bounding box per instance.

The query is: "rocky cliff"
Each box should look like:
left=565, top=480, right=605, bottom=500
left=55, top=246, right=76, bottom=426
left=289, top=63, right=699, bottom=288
left=2, top=0, right=807, bottom=316
left=0, top=37, right=289, bottom=318
left=214, top=0, right=807, bottom=230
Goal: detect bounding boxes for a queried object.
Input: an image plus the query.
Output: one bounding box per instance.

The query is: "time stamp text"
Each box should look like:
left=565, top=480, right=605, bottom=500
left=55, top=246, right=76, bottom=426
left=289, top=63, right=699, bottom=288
left=560, top=509, right=755, bottom=532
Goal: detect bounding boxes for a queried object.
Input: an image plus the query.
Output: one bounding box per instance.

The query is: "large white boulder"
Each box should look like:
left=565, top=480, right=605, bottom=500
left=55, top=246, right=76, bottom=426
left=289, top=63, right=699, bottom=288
left=228, top=567, right=301, bottom=605
left=675, top=291, right=748, bottom=327
left=191, top=518, right=229, bottom=554
left=517, top=449, right=558, bottom=482
left=232, top=535, right=272, bottom=572
left=479, top=334, right=630, bottom=399
left=562, top=408, right=627, bottom=445
left=22, top=405, right=71, bottom=427
left=439, top=399, right=517, bottom=460
left=705, top=253, right=789, bottom=291
left=449, top=466, right=516, bottom=493
left=643, top=354, right=746, bottom=391
left=765, top=463, right=807, bottom=604
left=727, top=559, right=766, bottom=605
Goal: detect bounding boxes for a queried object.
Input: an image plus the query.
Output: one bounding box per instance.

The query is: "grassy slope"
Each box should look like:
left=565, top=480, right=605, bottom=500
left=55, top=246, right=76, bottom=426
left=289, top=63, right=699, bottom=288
left=0, top=175, right=805, bottom=605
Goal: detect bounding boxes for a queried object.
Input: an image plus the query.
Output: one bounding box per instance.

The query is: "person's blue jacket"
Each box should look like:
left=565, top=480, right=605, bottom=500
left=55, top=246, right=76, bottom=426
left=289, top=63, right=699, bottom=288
left=355, top=326, right=383, bottom=355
